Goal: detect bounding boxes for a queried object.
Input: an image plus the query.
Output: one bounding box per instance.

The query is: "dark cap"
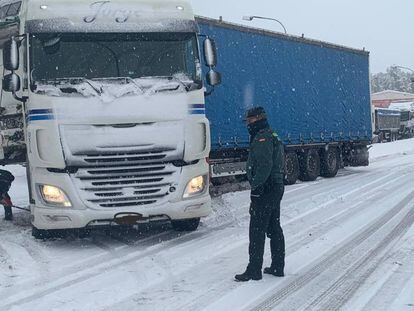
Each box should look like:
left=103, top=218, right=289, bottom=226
left=245, top=106, right=267, bottom=120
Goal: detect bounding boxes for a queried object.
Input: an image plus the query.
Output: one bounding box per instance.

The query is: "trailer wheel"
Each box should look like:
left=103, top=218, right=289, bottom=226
left=321, top=148, right=339, bottom=178
left=284, top=152, right=299, bottom=185
left=299, top=149, right=320, bottom=181
left=171, top=218, right=200, bottom=232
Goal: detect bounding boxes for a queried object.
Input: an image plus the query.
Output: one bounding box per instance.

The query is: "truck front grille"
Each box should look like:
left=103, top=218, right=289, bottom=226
left=79, top=149, right=176, bottom=166
left=71, top=152, right=180, bottom=209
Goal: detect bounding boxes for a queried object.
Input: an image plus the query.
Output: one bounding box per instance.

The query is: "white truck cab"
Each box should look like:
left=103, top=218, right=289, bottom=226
left=0, top=0, right=221, bottom=237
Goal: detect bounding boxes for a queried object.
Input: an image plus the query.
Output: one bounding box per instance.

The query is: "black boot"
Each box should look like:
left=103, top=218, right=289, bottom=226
left=4, top=206, right=13, bottom=221
left=235, top=268, right=262, bottom=282
left=263, top=266, right=284, bottom=277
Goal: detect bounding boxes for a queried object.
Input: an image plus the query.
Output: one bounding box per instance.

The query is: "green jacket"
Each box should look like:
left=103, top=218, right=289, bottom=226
left=246, top=128, right=285, bottom=192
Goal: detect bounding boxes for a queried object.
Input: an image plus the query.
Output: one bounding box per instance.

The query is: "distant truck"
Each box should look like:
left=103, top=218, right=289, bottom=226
left=0, top=0, right=221, bottom=237
left=388, top=102, right=414, bottom=139
left=198, top=17, right=372, bottom=185
left=374, top=108, right=401, bottom=142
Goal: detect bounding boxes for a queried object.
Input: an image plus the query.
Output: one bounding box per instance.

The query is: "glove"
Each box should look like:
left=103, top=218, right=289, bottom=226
left=1, top=194, right=13, bottom=208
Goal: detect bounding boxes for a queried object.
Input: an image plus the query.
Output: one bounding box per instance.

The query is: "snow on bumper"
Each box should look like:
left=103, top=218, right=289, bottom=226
left=32, top=194, right=211, bottom=230
left=31, top=160, right=212, bottom=230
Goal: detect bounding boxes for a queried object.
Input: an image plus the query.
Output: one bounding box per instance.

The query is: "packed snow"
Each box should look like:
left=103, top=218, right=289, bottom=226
left=1, top=139, right=414, bottom=310
left=35, top=75, right=190, bottom=103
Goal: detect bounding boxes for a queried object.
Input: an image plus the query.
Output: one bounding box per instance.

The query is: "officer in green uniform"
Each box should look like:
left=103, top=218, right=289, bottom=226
left=235, top=107, right=286, bottom=282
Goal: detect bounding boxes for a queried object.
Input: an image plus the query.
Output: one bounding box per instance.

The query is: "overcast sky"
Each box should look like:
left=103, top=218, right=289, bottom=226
left=190, top=0, right=413, bottom=74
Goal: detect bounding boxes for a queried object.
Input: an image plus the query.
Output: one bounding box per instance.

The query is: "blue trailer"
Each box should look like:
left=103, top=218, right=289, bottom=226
left=197, top=17, right=372, bottom=184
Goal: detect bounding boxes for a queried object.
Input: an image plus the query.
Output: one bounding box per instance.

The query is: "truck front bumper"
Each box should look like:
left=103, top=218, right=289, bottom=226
left=32, top=193, right=211, bottom=230
left=31, top=159, right=212, bottom=230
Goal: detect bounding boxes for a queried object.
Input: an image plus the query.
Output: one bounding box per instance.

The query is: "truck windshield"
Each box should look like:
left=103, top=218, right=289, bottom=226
left=29, top=32, right=201, bottom=92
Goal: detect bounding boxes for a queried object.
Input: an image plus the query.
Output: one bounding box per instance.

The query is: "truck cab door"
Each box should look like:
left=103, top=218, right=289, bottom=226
left=0, top=21, right=26, bottom=165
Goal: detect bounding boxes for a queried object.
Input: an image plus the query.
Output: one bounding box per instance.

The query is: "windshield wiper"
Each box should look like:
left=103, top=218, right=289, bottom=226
left=94, top=77, right=144, bottom=94
left=67, top=78, right=103, bottom=96
left=37, top=77, right=103, bottom=96
left=139, top=76, right=191, bottom=92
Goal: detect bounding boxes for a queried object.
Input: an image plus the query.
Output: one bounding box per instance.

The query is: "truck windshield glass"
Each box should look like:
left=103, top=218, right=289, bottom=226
left=29, top=32, right=201, bottom=90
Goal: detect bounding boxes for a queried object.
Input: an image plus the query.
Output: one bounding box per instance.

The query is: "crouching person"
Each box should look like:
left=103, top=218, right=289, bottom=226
left=0, top=169, right=15, bottom=221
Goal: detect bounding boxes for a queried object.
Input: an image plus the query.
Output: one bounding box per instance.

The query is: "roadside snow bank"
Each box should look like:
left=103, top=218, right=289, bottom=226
left=370, top=138, right=414, bottom=161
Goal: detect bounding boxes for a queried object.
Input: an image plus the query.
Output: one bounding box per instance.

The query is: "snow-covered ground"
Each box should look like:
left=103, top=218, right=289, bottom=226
left=1, top=140, right=414, bottom=311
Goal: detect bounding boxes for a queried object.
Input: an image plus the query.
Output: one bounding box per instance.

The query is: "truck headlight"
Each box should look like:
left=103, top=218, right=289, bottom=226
left=40, top=185, right=72, bottom=207
left=183, top=175, right=207, bottom=198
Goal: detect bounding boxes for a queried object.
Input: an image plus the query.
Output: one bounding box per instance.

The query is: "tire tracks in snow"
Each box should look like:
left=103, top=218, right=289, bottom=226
left=167, top=171, right=412, bottom=311
left=2, top=155, right=413, bottom=309
left=360, top=245, right=414, bottom=311
left=249, top=189, right=414, bottom=311
left=0, top=228, right=175, bottom=299
left=106, top=169, right=413, bottom=311
left=286, top=171, right=411, bottom=255
left=212, top=165, right=394, bottom=224
left=0, top=224, right=238, bottom=309
left=358, top=239, right=414, bottom=311
left=78, top=165, right=412, bottom=310
left=306, top=207, right=414, bottom=311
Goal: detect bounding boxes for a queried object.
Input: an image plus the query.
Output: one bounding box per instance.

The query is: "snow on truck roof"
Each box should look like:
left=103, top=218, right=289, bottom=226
left=388, top=101, right=414, bottom=112
left=375, top=108, right=401, bottom=116
left=196, top=16, right=370, bottom=57
left=15, top=0, right=196, bottom=33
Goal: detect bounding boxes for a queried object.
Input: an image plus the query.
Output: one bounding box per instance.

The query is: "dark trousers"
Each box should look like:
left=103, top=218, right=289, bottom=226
left=4, top=206, right=12, bottom=219
left=248, top=184, right=285, bottom=272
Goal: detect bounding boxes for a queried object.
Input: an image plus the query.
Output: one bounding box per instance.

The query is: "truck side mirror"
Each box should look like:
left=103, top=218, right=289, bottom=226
left=203, top=38, right=217, bottom=67
left=207, top=69, right=221, bottom=87
left=203, top=37, right=221, bottom=87
left=3, top=73, right=21, bottom=93
left=3, top=38, right=19, bottom=71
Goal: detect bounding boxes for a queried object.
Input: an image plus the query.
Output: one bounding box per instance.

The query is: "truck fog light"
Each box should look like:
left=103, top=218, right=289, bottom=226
left=183, top=175, right=207, bottom=198
left=40, top=185, right=72, bottom=207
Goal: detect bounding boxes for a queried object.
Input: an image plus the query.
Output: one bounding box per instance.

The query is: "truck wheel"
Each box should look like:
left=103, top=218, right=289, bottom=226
left=386, top=132, right=392, bottom=142
left=32, top=226, right=66, bottom=239
left=284, top=152, right=299, bottom=185
left=171, top=218, right=200, bottom=232
left=321, top=148, right=339, bottom=178
left=299, top=149, right=320, bottom=181
left=76, top=228, right=92, bottom=239
left=354, top=146, right=369, bottom=166
left=32, top=226, right=55, bottom=239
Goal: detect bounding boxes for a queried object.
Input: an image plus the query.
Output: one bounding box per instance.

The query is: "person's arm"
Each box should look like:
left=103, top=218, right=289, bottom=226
left=250, top=133, right=273, bottom=194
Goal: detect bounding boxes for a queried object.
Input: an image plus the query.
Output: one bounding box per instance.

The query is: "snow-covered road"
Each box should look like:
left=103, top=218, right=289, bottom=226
left=1, top=140, right=414, bottom=311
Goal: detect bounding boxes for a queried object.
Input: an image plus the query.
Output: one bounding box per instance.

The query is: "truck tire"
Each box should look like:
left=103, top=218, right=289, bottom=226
left=284, top=152, right=299, bottom=185
left=299, top=149, right=320, bottom=182
left=171, top=218, right=200, bottom=231
left=31, top=226, right=66, bottom=239
left=354, top=146, right=369, bottom=166
left=75, top=228, right=92, bottom=239
left=32, top=226, right=51, bottom=239
left=321, top=148, right=339, bottom=178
